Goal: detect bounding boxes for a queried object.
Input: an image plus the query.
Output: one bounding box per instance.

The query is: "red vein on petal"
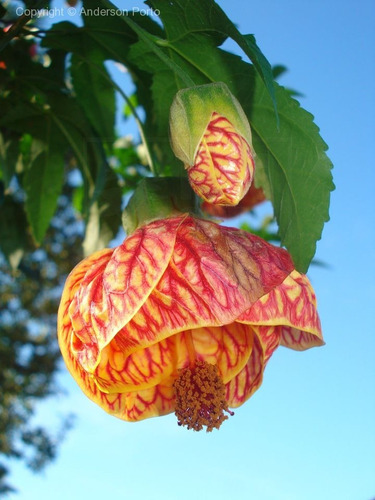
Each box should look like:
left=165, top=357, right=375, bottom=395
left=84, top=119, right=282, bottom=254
left=225, top=336, right=264, bottom=407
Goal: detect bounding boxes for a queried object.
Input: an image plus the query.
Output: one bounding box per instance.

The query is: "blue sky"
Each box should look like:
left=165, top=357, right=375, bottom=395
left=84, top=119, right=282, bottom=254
left=8, top=0, right=375, bottom=499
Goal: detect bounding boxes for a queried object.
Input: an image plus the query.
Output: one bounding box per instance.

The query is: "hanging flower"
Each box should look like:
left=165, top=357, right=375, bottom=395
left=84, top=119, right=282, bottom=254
left=58, top=214, right=323, bottom=431
left=170, top=83, right=255, bottom=206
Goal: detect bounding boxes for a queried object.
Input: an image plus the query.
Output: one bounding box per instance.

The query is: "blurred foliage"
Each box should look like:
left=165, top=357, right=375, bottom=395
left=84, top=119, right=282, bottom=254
left=0, top=0, right=334, bottom=493
left=0, top=178, right=83, bottom=494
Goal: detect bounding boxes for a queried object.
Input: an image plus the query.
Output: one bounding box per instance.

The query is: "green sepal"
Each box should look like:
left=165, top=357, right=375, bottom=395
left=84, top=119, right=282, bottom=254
left=169, top=82, right=252, bottom=167
left=122, top=177, right=200, bottom=234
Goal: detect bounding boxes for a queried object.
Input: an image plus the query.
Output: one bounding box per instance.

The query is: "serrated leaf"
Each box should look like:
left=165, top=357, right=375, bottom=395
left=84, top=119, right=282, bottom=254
left=24, top=139, right=65, bottom=244
left=147, top=0, right=277, bottom=116
left=272, top=65, right=288, bottom=79
left=249, top=80, right=334, bottom=272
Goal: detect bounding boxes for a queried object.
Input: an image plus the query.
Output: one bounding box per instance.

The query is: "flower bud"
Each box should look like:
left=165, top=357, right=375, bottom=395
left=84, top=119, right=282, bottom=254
left=170, top=83, right=255, bottom=206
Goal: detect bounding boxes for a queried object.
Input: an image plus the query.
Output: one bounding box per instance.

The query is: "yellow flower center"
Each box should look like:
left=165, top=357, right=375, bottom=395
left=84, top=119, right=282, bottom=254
left=173, top=360, right=234, bottom=432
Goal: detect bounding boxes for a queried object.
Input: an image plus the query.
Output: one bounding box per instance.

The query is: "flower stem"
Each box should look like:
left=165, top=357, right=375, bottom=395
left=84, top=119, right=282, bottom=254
left=114, top=84, right=158, bottom=175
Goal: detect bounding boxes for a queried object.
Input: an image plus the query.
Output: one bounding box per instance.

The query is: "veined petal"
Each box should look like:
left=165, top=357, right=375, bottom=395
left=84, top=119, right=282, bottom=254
left=59, top=258, right=176, bottom=422
left=58, top=249, right=115, bottom=406
left=225, top=336, right=264, bottom=407
left=112, top=217, right=293, bottom=355
left=91, top=322, right=254, bottom=418
left=83, top=382, right=176, bottom=422
left=188, top=113, right=254, bottom=205
left=59, top=249, right=113, bottom=372
left=251, top=324, right=281, bottom=365
left=113, top=262, right=219, bottom=356
left=169, top=83, right=253, bottom=168
left=190, top=324, right=254, bottom=383
left=93, top=336, right=176, bottom=393
left=121, top=382, right=175, bottom=421
left=171, top=217, right=293, bottom=324
left=95, top=322, right=253, bottom=392
left=237, top=270, right=323, bottom=350
left=68, top=251, right=114, bottom=370
left=68, top=217, right=184, bottom=371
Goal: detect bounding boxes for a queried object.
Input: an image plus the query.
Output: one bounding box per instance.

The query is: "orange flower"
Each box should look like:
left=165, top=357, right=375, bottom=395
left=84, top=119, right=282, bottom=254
left=58, top=215, right=323, bottom=430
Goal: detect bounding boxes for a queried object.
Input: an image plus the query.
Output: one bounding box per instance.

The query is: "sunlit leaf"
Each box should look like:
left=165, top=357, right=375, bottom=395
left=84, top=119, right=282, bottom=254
left=70, top=54, right=116, bottom=144
left=249, top=80, right=334, bottom=272
left=147, top=0, right=277, bottom=116
left=24, top=139, right=65, bottom=244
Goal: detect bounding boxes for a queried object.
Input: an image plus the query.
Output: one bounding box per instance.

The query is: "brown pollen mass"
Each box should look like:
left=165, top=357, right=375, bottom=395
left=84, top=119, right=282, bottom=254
left=173, top=360, right=234, bottom=432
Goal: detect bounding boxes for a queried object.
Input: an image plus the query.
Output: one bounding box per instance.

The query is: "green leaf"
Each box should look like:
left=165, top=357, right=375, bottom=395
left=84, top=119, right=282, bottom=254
left=24, top=139, right=65, bottom=244
left=0, top=56, right=122, bottom=245
left=82, top=166, right=122, bottom=256
left=42, top=16, right=158, bottom=169
left=0, top=133, right=19, bottom=189
left=70, top=53, right=116, bottom=144
left=147, top=0, right=277, bottom=117
left=0, top=93, right=92, bottom=193
left=123, top=94, right=138, bottom=118
left=122, top=177, right=198, bottom=234
left=42, top=7, right=162, bottom=66
left=119, top=13, right=194, bottom=87
left=249, top=80, right=335, bottom=272
left=273, top=64, right=288, bottom=79
left=0, top=194, right=30, bottom=268
left=42, top=8, right=190, bottom=172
